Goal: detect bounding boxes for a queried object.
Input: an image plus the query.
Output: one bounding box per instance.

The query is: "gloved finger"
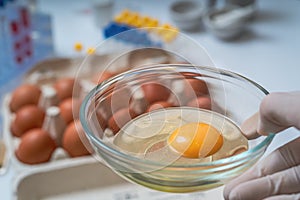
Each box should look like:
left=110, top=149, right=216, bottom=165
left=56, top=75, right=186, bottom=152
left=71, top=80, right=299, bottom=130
left=224, top=137, right=300, bottom=199
left=227, top=165, right=300, bottom=200
left=241, top=92, right=300, bottom=139
left=241, top=112, right=260, bottom=139
left=264, top=193, right=300, bottom=200
left=258, top=92, right=300, bottom=135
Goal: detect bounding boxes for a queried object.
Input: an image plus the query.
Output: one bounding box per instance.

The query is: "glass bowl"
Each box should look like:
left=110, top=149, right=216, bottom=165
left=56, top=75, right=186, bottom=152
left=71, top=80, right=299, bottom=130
left=80, top=64, right=274, bottom=193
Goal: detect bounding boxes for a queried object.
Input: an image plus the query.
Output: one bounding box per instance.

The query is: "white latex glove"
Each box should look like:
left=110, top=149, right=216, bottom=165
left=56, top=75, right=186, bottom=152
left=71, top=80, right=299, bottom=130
left=224, top=92, right=300, bottom=200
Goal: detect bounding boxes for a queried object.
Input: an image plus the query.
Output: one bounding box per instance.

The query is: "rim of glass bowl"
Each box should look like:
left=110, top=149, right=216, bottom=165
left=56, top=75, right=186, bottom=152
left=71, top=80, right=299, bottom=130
left=80, top=64, right=275, bottom=168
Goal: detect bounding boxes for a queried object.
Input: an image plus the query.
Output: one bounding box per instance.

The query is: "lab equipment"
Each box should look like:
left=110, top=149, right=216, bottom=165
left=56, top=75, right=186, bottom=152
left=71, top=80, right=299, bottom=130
left=0, top=0, right=54, bottom=93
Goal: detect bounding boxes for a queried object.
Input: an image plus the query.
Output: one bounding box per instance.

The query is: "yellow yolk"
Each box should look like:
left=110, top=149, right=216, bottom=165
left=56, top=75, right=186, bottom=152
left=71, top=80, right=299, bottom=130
left=167, top=123, right=223, bottom=158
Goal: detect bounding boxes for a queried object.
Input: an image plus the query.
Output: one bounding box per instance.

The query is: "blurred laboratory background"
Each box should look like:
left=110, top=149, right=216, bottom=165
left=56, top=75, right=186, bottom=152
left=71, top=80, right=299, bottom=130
left=0, top=0, right=300, bottom=199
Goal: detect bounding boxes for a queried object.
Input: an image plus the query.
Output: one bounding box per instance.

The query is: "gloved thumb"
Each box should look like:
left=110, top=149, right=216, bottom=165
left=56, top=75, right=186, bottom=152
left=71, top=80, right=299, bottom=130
left=241, top=92, right=300, bottom=139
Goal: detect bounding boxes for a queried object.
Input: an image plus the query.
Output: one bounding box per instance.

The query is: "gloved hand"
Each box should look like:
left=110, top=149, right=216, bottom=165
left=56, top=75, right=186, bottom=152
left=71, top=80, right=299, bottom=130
left=224, top=92, right=300, bottom=200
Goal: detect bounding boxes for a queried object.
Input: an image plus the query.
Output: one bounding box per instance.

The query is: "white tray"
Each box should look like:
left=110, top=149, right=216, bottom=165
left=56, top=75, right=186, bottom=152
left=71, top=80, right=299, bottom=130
left=14, top=158, right=224, bottom=200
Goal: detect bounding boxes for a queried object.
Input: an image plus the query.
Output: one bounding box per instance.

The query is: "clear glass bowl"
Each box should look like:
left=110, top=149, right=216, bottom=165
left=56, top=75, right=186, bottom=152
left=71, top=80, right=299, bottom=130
left=80, top=64, right=274, bottom=193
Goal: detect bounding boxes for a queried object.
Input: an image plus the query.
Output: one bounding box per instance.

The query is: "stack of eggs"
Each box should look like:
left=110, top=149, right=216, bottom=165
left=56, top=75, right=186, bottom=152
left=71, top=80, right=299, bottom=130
left=9, top=78, right=90, bottom=165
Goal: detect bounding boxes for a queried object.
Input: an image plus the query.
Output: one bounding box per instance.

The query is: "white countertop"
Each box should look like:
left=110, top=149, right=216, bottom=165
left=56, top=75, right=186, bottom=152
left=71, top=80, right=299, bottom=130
left=1, top=0, right=300, bottom=199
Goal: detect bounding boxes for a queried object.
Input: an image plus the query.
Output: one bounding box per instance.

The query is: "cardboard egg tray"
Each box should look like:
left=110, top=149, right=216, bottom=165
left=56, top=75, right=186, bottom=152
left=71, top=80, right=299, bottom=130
left=2, top=49, right=178, bottom=172
left=2, top=59, right=94, bottom=171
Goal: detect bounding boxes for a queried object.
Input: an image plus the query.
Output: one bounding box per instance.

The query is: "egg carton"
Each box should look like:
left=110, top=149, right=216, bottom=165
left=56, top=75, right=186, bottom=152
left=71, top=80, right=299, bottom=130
left=2, top=50, right=178, bottom=173
left=1, top=58, right=106, bottom=172
left=2, top=89, right=94, bottom=172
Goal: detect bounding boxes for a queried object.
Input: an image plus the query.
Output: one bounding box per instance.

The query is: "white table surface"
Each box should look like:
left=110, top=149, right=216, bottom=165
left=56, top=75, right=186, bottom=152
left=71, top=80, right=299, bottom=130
left=1, top=0, right=300, bottom=199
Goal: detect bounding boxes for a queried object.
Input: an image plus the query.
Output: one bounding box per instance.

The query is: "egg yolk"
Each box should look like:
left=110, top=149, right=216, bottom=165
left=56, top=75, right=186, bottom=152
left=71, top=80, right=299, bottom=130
left=167, top=123, right=223, bottom=158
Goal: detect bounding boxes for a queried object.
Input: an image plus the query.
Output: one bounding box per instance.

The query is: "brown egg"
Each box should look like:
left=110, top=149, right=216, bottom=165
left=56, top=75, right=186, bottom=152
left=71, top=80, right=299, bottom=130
left=53, top=78, right=75, bottom=101
left=187, top=96, right=212, bottom=110
left=100, top=86, right=132, bottom=119
left=9, top=84, right=41, bottom=112
left=92, top=71, right=115, bottom=84
left=59, top=98, right=81, bottom=124
left=184, top=78, right=209, bottom=100
left=147, top=101, right=174, bottom=112
left=11, top=105, right=45, bottom=137
left=108, top=108, right=137, bottom=134
left=96, top=111, right=108, bottom=131
left=62, top=120, right=91, bottom=157
left=141, top=82, right=171, bottom=104
left=15, top=128, right=56, bottom=164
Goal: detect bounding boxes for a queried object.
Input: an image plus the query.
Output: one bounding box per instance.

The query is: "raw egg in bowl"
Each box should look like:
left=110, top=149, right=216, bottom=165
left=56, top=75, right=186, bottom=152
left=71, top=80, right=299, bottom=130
left=80, top=64, right=274, bottom=193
